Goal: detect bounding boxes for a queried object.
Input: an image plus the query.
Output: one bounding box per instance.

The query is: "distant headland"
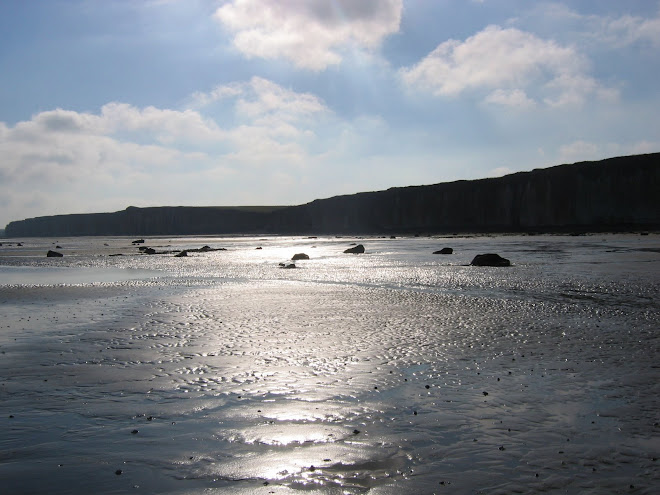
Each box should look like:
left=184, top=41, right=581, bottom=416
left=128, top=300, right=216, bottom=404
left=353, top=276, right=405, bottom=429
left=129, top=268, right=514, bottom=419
left=5, top=153, right=659, bottom=237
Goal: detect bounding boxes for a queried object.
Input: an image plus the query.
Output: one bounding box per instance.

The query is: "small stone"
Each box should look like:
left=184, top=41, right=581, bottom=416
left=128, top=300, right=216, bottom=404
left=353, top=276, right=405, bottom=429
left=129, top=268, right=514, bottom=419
left=413, top=411, right=417, bottom=415
left=499, top=446, right=505, bottom=451
left=425, top=385, right=430, bottom=389
left=131, top=429, right=139, bottom=434
left=353, top=429, right=360, bottom=435
left=115, top=470, right=123, bottom=475
left=309, top=465, right=315, bottom=472
left=483, top=391, right=489, bottom=396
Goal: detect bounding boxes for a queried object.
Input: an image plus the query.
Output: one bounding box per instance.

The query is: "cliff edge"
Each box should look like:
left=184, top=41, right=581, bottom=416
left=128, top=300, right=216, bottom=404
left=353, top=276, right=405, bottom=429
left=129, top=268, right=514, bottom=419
left=5, top=153, right=659, bottom=237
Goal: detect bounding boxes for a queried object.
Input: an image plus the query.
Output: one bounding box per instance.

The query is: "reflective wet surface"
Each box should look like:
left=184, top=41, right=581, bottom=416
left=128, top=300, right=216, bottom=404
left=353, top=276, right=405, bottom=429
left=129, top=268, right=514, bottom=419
left=1, top=234, right=658, bottom=493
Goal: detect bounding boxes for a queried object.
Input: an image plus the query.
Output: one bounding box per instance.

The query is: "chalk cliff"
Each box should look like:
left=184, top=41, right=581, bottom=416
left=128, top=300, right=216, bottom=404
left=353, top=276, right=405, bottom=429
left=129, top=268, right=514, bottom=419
left=269, top=153, right=659, bottom=234
left=5, top=153, right=659, bottom=237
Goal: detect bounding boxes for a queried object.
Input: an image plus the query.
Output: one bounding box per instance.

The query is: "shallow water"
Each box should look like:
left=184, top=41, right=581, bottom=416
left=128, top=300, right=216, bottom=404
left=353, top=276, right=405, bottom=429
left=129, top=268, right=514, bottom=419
left=1, top=234, right=658, bottom=494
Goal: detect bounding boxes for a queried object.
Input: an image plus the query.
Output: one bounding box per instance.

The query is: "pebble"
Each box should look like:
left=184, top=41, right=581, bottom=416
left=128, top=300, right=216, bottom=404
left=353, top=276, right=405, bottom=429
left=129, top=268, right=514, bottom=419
left=115, top=470, right=122, bottom=475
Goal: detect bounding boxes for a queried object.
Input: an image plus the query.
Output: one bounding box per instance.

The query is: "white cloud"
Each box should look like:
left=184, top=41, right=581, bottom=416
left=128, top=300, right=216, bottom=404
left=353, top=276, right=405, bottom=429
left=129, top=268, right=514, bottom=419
left=605, top=13, right=660, bottom=46
left=191, top=77, right=328, bottom=120
left=400, top=25, right=615, bottom=107
left=558, top=140, right=600, bottom=162
left=0, top=78, right=345, bottom=225
left=485, top=89, right=536, bottom=108
left=522, top=4, right=660, bottom=48
left=630, top=140, right=660, bottom=154
left=213, top=0, right=402, bottom=70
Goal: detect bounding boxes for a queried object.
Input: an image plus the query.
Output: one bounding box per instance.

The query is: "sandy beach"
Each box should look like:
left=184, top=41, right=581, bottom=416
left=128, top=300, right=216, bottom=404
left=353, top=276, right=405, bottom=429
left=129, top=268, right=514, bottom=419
left=1, top=235, right=658, bottom=494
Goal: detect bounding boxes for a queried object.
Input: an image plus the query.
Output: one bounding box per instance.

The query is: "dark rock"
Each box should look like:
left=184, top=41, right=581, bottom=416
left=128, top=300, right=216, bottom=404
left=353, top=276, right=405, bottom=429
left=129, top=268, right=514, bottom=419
left=471, top=253, right=510, bottom=266
left=255, top=246, right=262, bottom=249
left=292, top=253, right=309, bottom=260
left=344, top=244, right=365, bottom=254
left=142, top=247, right=156, bottom=255
left=175, top=250, right=188, bottom=257
left=115, top=469, right=122, bottom=475
left=280, top=263, right=296, bottom=269
left=132, top=239, right=145, bottom=244
left=55, top=245, right=62, bottom=249
left=433, top=247, right=453, bottom=254
left=46, top=250, right=63, bottom=257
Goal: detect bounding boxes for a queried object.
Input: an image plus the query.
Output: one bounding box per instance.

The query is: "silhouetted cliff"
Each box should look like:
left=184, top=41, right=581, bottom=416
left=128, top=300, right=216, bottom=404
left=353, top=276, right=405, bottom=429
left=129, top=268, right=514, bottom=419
left=5, top=206, right=284, bottom=237
left=269, top=153, right=659, bottom=234
left=5, top=153, right=659, bottom=237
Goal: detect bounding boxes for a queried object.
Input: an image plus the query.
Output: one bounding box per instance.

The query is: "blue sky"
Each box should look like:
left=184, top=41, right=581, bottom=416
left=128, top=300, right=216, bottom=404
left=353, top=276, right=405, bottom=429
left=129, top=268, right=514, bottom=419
left=1, top=0, right=659, bottom=228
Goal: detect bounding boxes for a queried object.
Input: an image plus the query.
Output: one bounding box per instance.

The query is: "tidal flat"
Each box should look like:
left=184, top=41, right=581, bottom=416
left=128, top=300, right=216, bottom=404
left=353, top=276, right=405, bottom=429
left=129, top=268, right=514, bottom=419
left=1, top=234, right=658, bottom=494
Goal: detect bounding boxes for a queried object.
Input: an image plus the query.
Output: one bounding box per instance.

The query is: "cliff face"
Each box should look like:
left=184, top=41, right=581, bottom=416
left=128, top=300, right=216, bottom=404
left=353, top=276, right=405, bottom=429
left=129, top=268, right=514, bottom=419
left=5, top=153, right=659, bottom=237
left=269, top=153, right=660, bottom=233
left=5, top=206, right=283, bottom=237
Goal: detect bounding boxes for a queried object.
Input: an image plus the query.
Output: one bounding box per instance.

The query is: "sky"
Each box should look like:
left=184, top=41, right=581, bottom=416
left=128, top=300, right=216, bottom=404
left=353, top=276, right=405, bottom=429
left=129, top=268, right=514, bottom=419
left=1, top=0, right=659, bottom=228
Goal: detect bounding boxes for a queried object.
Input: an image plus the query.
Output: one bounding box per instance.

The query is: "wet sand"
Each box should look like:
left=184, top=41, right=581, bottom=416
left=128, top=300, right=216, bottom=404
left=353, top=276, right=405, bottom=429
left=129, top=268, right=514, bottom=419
left=1, top=270, right=658, bottom=494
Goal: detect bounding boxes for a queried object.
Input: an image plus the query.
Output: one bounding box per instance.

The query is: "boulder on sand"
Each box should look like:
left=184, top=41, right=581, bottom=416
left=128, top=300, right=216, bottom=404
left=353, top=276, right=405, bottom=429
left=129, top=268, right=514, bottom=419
left=46, top=250, right=63, bottom=257
left=470, top=253, right=510, bottom=267
left=433, top=247, right=453, bottom=254
left=344, top=244, right=365, bottom=254
left=175, top=250, right=188, bottom=257
left=292, top=253, right=309, bottom=260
